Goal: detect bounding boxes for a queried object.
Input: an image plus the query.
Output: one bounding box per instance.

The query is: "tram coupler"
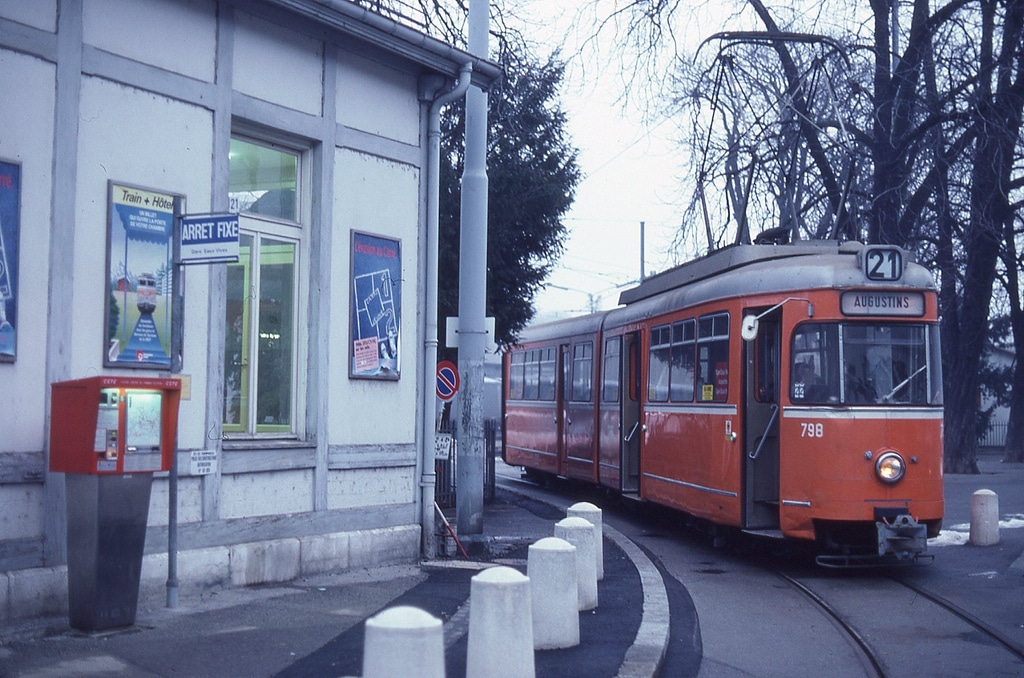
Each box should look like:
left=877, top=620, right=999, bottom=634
left=877, top=513, right=927, bottom=559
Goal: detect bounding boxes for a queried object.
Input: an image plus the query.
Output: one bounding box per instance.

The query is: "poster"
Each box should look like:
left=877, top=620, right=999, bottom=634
left=0, top=160, right=19, bottom=361
left=104, top=181, right=180, bottom=369
left=350, top=231, right=401, bottom=379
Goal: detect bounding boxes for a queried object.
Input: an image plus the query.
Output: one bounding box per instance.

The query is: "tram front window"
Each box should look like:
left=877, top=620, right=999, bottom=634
left=791, top=323, right=941, bottom=406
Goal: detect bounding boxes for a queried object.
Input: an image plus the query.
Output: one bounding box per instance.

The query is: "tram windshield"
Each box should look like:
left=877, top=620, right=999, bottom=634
left=791, top=323, right=942, bottom=406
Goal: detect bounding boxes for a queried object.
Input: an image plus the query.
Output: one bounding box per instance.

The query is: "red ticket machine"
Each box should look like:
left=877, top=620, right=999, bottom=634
left=49, top=376, right=181, bottom=631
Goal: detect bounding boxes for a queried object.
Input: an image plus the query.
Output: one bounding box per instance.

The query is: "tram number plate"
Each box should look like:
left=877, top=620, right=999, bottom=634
left=864, top=246, right=904, bottom=281
left=801, top=422, right=824, bottom=438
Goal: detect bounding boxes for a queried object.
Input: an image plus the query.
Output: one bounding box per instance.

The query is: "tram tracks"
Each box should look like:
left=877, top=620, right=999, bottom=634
left=892, top=576, right=1024, bottom=665
left=777, top=571, right=889, bottom=678
left=776, top=567, right=1024, bottom=678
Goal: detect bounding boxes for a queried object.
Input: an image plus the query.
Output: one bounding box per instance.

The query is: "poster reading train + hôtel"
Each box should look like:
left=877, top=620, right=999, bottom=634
left=105, top=182, right=179, bottom=369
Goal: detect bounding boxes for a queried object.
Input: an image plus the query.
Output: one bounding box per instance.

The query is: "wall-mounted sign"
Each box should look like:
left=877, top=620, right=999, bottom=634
left=0, top=159, right=20, bottom=362
left=104, top=181, right=182, bottom=369
left=350, top=230, right=401, bottom=379
left=190, top=449, right=219, bottom=476
left=178, top=213, right=239, bottom=265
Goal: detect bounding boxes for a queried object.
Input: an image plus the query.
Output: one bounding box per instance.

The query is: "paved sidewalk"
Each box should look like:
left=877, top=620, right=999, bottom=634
left=0, top=488, right=670, bottom=678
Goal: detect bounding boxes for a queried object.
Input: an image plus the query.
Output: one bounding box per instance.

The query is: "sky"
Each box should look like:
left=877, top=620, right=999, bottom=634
left=518, top=1, right=720, bottom=322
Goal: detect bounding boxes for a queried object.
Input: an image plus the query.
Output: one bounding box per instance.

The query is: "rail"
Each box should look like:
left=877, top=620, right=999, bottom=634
left=748, top=403, right=779, bottom=460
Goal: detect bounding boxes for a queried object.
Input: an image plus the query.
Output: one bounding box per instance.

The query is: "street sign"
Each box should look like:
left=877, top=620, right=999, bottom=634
left=436, top=360, right=460, bottom=401
left=178, top=213, right=239, bottom=265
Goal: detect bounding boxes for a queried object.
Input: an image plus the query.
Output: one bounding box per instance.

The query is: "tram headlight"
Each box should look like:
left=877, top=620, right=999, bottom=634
left=875, top=451, right=906, bottom=484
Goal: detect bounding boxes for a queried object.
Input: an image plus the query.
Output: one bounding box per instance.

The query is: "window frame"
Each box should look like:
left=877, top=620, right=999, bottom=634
left=571, top=341, right=594, bottom=402
left=696, top=312, right=730, bottom=402
left=223, top=132, right=309, bottom=439
left=602, top=336, right=622, bottom=403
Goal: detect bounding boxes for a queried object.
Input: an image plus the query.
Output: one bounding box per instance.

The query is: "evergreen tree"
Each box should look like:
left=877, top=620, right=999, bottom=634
left=439, top=52, right=581, bottom=349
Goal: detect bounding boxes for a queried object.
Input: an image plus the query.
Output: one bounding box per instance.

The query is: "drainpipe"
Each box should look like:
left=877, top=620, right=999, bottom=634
left=420, top=63, right=472, bottom=559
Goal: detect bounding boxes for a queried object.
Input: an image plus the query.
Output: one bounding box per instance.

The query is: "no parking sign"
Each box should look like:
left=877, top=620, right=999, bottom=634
left=436, top=360, right=460, bottom=401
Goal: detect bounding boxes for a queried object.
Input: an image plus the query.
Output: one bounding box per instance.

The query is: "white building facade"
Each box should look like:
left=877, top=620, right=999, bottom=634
left=0, top=0, right=497, bottom=621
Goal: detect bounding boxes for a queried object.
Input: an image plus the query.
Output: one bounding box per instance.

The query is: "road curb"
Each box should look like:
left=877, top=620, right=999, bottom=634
left=495, top=483, right=671, bottom=677
left=604, top=525, right=670, bottom=678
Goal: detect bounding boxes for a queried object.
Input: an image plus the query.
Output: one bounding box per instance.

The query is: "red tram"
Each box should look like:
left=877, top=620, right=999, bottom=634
left=502, top=241, right=943, bottom=565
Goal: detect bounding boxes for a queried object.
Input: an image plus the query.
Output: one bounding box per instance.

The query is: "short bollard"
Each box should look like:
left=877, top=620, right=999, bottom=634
left=467, top=566, right=535, bottom=678
left=567, top=501, right=604, bottom=580
left=554, top=516, right=598, bottom=611
left=362, top=605, right=444, bottom=678
left=528, top=537, right=580, bottom=650
left=969, top=489, right=1000, bottom=546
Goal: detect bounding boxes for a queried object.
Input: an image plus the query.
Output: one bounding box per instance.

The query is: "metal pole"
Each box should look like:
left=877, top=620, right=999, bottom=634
left=167, top=199, right=183, bottom=609
left=421, top=67, right=472, bottom=559
left=456, top=0, right=489, bottom=536
left=640, top=221, right=646, bottom=281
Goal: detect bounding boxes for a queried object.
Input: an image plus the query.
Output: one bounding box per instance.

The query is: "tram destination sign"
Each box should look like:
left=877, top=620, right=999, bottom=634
left=178, top=213, right=239, bottom=265
left=841, top=290, right=925, bottom=317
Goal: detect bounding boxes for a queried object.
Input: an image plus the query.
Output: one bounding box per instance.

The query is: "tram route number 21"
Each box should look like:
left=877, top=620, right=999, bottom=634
left=800, top=422, right=824, bottom=438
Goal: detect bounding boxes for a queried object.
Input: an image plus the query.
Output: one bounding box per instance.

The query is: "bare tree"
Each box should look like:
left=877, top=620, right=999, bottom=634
left=593, top=0, right=1024, bottom=473
left=997, top=213, right=1024, bottom=462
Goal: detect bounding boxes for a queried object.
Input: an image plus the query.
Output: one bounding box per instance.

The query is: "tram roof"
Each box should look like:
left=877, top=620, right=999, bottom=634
left=518, top=310, right=608, bottom=344
left=619, top=240, right=862, bottom=305
left=609, top=240, right=935, bottom=326
left=518, top=241, right=937, bottom=346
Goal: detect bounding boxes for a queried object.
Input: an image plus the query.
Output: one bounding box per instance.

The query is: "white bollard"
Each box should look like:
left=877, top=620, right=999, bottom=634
left=466, top=566, right=535, bottom=678
left=554, top=516, right=598, bottom=611
left=969, top=489, right=1000, bottom=546
left=567, top=501, right=604, bottom=580
left=362, top=605, right=445, bottom=678
left=528, top=537, right=580, bottom=650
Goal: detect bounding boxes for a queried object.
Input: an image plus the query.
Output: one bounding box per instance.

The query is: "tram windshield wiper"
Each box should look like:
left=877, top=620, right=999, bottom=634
left=881, top=364, right=927, bottom=403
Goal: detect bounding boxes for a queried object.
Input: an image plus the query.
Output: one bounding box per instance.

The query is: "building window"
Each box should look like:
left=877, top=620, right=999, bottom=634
left=229, top=137, right=299, bottom=222
left=224, top=136, right=305, bottom=436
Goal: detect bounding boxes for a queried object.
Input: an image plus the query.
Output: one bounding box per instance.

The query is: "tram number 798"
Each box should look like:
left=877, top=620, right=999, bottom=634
left=800, top=422, right=824, bottom=438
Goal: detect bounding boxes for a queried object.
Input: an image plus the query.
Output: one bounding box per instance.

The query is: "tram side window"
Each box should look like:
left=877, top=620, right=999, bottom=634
left=538, top=347, right=556, bottom=401
left=603, top=337, right=621, bottom=402
left=670, top=319, right=696, bottom=402
left=571, top=342, right=593, bottom=401
left=508, top=351, right=526, bottom=400
left=697, top=313, right=729, bottom=402
left=523, top=349, right=540, bottom=400
left=649, top=325, right=671, bottom=402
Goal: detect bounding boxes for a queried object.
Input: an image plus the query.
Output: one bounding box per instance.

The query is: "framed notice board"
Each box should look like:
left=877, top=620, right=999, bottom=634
left=350, top=230, right=401, bottom=380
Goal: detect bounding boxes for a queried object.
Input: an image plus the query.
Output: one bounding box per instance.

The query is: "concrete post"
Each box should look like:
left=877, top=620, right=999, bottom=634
left=467, top=566, right=534, bottom=678
left=567, top=501, right=603, bottom=580
left=528, top=537, right=579, bottom=649
left=456, top=0, right=490, bottom=538
left=554, top=516, right=598, bottom=611
left=969, top=489, right=1000, bottom=546
left=362, top=605, right=444, bottom=678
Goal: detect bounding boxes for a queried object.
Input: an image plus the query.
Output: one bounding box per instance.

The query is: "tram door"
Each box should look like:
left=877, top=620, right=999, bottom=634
left=744, top=310, right=781, bottom=529
left=557, top=343, right=570, bottom=477
left=621, top=331, right=641, bottom=492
